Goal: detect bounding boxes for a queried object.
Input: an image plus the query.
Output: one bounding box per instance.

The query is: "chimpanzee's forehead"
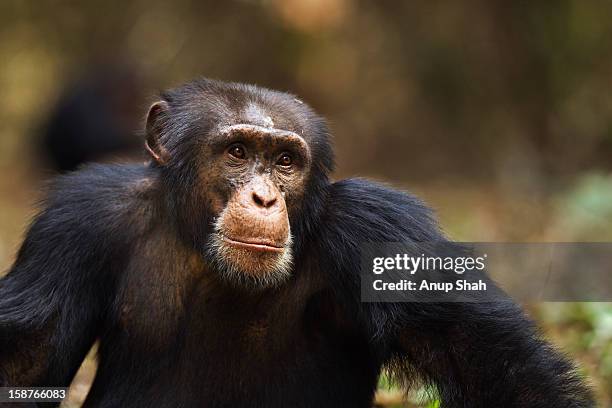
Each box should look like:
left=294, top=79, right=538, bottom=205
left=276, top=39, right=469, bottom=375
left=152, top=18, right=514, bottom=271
left=210, top=100, right=307, bottom=146
left=199, top=89, right=310, bottom=136
left=241, top=103, right=276, bottom=128
left=231, top=102, right=306, bottom=136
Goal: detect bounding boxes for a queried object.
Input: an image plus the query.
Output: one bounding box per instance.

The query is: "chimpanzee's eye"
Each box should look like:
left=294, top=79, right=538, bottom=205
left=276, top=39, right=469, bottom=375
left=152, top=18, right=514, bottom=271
left=277, top=153, right=293, bottom=167
left=228, top=144, right=246, bottom=160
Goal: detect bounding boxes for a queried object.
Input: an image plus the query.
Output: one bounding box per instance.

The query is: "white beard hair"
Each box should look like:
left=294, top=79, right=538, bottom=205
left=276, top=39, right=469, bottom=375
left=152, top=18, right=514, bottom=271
left=205, top=214, right=294, bottom=289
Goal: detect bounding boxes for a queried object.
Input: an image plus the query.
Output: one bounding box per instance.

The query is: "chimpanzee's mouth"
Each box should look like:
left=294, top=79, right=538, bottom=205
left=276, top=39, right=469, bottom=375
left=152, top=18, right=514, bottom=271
left=222, top=236, right=285, bottom=253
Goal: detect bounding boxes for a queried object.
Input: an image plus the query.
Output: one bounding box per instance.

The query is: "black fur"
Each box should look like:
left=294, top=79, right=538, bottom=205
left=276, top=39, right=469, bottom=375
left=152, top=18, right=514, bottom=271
left=0, top=79, right=593, bottom=407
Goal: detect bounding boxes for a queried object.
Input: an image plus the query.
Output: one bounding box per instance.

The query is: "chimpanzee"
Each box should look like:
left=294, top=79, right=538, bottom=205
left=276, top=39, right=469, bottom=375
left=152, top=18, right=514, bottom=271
left=40, top=65, right=143, bottom=172
left=0, top=78, right=593, bottom=407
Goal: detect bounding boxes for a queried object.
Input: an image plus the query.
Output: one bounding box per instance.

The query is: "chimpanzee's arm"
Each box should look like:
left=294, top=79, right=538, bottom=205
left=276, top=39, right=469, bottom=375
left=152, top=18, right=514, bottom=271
left=0, top=165, right=144, bottom=388
left=320, top=178, right=594, bottom=408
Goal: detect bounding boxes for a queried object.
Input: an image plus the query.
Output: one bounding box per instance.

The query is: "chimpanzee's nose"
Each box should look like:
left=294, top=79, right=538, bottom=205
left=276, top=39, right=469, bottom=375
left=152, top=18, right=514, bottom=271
left=252, top=191, right=277, bottom=209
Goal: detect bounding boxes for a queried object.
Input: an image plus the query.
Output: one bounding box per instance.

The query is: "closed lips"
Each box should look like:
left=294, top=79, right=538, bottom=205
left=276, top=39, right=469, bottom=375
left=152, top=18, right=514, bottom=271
left=222, top=235, right=284, bottom=252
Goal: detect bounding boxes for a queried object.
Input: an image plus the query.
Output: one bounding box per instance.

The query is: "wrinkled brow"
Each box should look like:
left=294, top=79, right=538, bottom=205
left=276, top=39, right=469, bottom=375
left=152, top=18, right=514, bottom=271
left=210, top=124, right=308, bottom=148
left=217, top=124, right=302, bottom=139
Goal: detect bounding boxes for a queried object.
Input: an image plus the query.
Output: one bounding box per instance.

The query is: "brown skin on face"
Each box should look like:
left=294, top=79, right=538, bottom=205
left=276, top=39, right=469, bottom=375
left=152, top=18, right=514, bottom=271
left=206, top=124, right=311, bottom=284
left=220, top=177, right=289, bottom=252
left=214, top=175, right=291, bottom=280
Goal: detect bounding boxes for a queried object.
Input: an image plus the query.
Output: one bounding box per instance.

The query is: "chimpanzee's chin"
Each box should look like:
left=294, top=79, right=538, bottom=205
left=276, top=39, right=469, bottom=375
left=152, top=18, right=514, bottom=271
left=205, top=233, right=293, bottom=289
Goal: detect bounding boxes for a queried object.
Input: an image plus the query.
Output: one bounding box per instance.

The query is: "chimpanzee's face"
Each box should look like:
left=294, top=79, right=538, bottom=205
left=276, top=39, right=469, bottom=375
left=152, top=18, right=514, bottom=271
left=145, top=81, right=330, bottom=289
left=200, top=119, right=312, bottom=288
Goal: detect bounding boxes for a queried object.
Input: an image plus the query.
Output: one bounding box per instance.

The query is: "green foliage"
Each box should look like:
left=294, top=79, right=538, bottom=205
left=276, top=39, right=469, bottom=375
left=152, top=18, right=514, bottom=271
left=550, top=173, right=612, bottom=240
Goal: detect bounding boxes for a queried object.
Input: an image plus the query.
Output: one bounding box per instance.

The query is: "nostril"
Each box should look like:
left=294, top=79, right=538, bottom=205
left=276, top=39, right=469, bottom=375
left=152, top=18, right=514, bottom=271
left=252, top=192, right=265, bottom=207
left=252, top=192, right=277, bottom=208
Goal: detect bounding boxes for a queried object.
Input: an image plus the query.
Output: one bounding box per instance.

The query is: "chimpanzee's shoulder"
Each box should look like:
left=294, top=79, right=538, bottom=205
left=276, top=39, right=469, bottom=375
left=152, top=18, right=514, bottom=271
left=321, top=178, right=444, bottom=245
left=40, top=163, right=161, bottom=238
left=50, top=162, right=153, bottom=194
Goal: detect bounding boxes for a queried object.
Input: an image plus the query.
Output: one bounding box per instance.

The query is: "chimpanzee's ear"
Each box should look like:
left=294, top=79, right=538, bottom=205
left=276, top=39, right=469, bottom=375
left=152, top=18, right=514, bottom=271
left=145, top=101, right=170, bottom=165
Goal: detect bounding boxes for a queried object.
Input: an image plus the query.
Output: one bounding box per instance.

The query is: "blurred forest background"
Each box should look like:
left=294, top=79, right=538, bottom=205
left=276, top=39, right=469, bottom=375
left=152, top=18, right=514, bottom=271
left=0, top=0, right=611, bottom=406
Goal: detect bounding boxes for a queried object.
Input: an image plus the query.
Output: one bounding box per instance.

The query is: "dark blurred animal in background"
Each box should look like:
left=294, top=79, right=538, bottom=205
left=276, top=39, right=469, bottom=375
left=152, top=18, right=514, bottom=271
left=40, top=64, right=144, bottom=172
left=1, top=78, right=594, bottom=407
